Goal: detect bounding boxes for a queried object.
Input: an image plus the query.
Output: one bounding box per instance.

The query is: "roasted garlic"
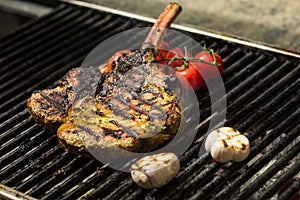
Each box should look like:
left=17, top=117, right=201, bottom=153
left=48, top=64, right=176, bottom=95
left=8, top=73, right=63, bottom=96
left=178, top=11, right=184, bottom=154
left=131, top=152, right=180, bottom=189
left=205, top=127, right=250, bottom=163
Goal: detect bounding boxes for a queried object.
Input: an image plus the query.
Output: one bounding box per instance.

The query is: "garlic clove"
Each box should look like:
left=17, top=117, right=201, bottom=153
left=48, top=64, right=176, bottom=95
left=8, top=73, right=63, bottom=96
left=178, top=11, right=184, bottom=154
left=205, top=129, right=218, bottom=152
left=231, top=134, right=250, bottom=162
left=204, top=127, right=250, bottom=163
left=205, top=127, right=233, bottom=152
left=210, top=139, right=235, bottom=163
left=131, top=152, right=180, bottom=189
left=131, top=169, right=153, bottom=189
left=220, top=127, right=240, bottom=137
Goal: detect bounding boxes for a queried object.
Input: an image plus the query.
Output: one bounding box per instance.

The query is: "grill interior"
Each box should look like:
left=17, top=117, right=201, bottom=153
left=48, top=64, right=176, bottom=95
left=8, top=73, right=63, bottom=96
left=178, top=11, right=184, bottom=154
left=1, top=2, right=300, bottom=200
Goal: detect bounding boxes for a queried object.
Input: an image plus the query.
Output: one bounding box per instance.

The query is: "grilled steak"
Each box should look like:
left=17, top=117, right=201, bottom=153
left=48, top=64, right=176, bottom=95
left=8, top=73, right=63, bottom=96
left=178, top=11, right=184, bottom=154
left=58, top=47, right=181, bottom=154
left=27, top=66, right=102, bottom=130
left=27, top=3, right=183, bottom=155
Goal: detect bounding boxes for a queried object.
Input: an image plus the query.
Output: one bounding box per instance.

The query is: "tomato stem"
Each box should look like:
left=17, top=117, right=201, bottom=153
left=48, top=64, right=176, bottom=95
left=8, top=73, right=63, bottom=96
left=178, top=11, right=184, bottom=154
left=157, top=56, right=220, bottom=67
left=156, top=46, right=221, bottom=67
left=209, top=48, right=219, bottom=66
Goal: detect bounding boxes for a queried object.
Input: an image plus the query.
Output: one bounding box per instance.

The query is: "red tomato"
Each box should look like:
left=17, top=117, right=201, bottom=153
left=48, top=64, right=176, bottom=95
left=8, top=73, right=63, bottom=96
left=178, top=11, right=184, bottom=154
left=156, top=40, right=170, bottom=65
left=165, top=48, right=192, bottom=69
left=175, top=62, right=204, bottom=90
left=194, top=50, right=223, bottom=80
left=159, top=40, right=170, bottom=57
left=157, top=47, right=204, bottom=90
left=157, top=47, right=203, bottom=90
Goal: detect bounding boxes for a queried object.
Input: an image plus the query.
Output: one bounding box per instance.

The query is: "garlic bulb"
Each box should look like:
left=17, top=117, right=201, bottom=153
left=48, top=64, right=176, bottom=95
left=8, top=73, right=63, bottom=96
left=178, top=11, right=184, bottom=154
left=205, top=127, right=250, bottom=163
left=131, top=152, right=180, bottom=189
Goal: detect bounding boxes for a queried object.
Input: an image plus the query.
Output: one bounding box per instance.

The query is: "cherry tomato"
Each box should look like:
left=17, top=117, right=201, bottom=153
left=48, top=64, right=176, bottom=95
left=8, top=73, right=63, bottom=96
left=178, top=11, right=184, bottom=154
left=159, top=40, right=170, bottom=57
left=157, top=47, right=204, bottom=90
left=175, top=62, right=204, bottom=90
left=156, top=40, right=170, bottom=65
left=194, top=50, right=223, bottom=80
left=165, top=48, right=192, bottom=69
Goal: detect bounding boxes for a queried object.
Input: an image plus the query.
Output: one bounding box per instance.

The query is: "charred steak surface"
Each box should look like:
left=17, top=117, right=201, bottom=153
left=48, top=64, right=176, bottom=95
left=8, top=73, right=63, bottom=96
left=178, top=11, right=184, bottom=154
left=27, top=47, right=182, bottom=155
left=27, top=66, right=101, bottom=130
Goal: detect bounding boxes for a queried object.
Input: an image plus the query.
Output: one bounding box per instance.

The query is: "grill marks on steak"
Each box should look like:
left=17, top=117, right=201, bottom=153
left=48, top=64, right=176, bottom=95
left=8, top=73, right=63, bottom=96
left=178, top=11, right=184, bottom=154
left=57, top=47, right=181, bottom=154
left=27, top=2, right=183, bottom=155
left=27, top=69, right=77, bottom=130
left=27, top=66, right=102, bottom=130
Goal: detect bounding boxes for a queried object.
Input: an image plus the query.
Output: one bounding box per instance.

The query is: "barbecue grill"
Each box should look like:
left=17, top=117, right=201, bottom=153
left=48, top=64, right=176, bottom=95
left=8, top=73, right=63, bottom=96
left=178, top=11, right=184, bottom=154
left=1, top=1, right=300, bottom=199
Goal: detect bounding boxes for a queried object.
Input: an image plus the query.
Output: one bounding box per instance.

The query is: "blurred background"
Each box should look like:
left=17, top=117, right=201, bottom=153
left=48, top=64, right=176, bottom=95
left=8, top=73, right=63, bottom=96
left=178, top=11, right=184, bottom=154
left=1, top=0, right=299, bottom=52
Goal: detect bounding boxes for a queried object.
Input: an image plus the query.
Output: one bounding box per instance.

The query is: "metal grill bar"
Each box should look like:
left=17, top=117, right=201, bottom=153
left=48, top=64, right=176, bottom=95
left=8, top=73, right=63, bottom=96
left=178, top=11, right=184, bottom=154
left=0, top=16, right=124, bottom=104
left=40, top=160, right=99, bottom=200
left=0, top=4, right=69, bottom=57
left=257, top=154, right=300, bottom=199
left=0, top=122, right=39, bottom=158
left=126, top=144, right=212, bottom=199
left=23, top=154, right=79, bottom=197
left=0, top=114, right=34, bottom=145
left=191, top=122, right=300, bottom=199
left=78, top=171, right=128, bottom=200
left=229, top=71, right=300, bottom=131
left=231, top=140, right=300, bottom=199
left=2, top=145, right=64, bottom=186
left=0, top=2, right=299, bottom=200
left=164, top=93, right=300, bottom=199
left=224, top=54, right=269, bottom=91
left=278, top=179, right=300, bottom=200
left=0, top=9, right=95, bottom=88
left=226, top=61, right=299, bottom=116
left=59, top=167, right=114, bottom=200
left=0, top=13, right=138, bottom=120
left=0, top=130, right=58, bottom=180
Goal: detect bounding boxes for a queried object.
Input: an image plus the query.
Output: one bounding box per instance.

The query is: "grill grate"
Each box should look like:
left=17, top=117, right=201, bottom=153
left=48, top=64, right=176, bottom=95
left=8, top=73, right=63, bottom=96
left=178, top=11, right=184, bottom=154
left=1, top=2, right=300, bottom=200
